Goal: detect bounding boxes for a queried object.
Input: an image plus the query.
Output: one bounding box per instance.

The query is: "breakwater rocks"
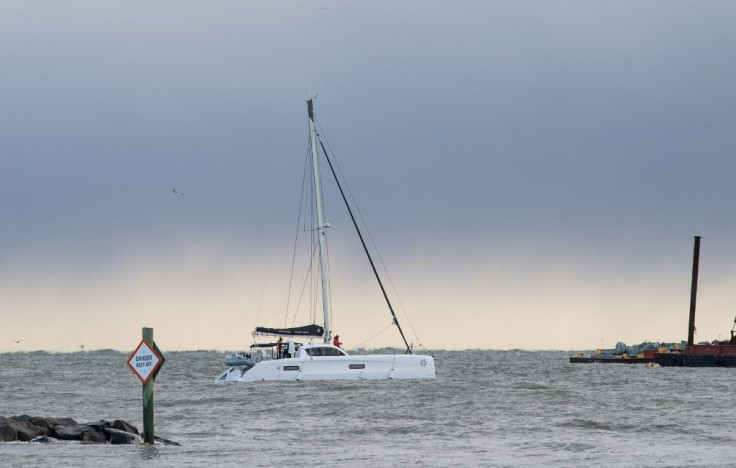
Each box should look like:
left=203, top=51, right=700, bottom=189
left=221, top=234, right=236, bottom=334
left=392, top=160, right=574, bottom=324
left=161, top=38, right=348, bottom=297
left=0, top=415, right=179, bottom=445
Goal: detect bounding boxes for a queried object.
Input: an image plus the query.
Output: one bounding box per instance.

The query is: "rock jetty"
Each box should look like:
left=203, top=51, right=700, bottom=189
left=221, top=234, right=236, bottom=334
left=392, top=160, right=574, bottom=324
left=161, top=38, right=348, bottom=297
left=0, top=415, right=179, bottom=445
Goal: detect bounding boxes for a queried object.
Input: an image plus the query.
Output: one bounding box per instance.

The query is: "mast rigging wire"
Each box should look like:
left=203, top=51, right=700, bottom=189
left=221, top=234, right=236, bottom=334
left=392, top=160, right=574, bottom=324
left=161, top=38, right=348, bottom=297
left=351, top=322, right=395, bottom=350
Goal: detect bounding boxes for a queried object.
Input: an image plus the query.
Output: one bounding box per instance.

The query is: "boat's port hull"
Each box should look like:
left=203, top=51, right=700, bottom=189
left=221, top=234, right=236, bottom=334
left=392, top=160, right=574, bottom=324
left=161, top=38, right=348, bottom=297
left=216, top=354, right=435, bottom=382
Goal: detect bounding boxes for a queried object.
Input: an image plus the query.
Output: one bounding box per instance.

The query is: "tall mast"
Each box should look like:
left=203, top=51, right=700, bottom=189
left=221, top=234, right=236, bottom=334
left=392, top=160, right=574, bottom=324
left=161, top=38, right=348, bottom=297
left=307, top=97, right=331, bottom=344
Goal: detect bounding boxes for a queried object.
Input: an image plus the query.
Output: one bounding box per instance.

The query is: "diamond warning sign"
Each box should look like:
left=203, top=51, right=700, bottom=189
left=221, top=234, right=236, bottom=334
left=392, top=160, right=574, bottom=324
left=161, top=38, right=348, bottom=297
left=127, top=339, right=163, bottom=384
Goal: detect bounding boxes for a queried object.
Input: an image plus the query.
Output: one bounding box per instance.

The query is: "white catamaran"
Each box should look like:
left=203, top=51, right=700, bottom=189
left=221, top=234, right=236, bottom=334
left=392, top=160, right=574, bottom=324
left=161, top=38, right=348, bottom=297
left=215, top=97, right=435, bottom=383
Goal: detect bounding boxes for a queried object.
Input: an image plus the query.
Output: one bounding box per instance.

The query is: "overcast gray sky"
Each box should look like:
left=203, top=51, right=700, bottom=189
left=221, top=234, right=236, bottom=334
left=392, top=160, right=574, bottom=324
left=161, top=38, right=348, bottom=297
left=2, top=1, right=736, bottom=352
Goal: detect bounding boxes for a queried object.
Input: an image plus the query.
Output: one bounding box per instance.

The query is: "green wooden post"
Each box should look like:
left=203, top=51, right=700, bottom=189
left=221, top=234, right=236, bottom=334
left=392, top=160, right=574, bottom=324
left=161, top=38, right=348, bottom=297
left=142, top=327, right=154, bottom=445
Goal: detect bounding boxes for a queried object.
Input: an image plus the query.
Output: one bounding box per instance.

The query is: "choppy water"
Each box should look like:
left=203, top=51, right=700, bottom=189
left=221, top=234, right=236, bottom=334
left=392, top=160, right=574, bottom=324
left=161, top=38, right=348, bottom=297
left=1, top=349, right=735, bottom=467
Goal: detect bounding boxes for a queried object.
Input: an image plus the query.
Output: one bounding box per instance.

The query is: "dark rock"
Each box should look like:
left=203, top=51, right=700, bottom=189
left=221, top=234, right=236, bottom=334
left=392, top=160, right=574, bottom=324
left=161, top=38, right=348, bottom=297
left=52, top=417, right=78, bottom=426
left=105, top=428, right=141, bottom=445
left=81, top=429, right=107, bottom=444
left=82, top=420, right=112, bottom=433
left=11, top=414, right=34, bottom=423
left=5, top=419, right=48, bottom=441
left=27, top=416, right=76, bottom=432
left=52, top=424, right=104, bottom=443
left=7, top=416, right=77, bottom=431
left=111, top=419, right=139, bottom=436
left=45, top=417, right=77, bottom=427
left=0, top=424, right=17, bottom=442
left=0, top=416, right=161, bottom=445
left=31, top=435, right=59, bottom=443
left=137, top=433, right=181, bottom=446
left=51, top=424, right=85, bottom=440
left=25, top=418, right=54, bottom=432
left=153, top=435, right=181, bottom=446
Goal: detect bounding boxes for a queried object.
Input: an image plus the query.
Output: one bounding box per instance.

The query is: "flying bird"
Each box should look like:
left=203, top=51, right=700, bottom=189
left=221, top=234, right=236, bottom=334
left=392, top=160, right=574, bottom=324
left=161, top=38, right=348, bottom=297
left=172, top=189, right=184, bottom=196
left=11, top=339, right=21, bottom=344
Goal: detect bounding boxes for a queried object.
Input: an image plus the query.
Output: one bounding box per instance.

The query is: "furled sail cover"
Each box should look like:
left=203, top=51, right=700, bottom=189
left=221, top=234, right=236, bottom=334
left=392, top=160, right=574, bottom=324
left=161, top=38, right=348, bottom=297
left=253, top=324, right=325, bottom=337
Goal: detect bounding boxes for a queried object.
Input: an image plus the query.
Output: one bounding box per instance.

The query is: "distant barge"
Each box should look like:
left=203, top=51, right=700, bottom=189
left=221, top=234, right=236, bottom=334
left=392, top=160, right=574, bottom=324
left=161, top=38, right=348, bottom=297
left=569, top=351, right=657, bottom=364
left=571, top=236, right=736, bottom=367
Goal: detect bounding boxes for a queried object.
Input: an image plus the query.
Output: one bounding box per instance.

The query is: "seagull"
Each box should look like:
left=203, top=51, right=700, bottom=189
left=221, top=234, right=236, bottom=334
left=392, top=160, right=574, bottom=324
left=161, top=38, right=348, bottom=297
left=11, top=339, right=21, bottom=344
left=172, top=189, right=183, bottom=196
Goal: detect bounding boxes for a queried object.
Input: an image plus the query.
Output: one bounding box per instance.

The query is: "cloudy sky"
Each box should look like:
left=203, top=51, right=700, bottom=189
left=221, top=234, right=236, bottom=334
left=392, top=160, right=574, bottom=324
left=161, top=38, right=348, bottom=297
left=2, top=1, right=735, bottom=352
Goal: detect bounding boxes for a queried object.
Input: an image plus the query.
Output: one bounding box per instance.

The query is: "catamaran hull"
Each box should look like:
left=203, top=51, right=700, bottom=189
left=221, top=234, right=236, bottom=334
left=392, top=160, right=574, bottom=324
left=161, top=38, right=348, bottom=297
left=216, top=354, right=435, bottom=383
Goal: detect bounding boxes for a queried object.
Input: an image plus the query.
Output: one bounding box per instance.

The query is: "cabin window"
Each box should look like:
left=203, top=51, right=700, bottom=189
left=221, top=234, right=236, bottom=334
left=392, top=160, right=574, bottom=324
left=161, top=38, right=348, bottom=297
left=349, top=364, right=365, bottom=369
left=322, top=347, right=345, bottom=356
left=306, top=347, right=346, bottom=357
left=283, top=366, right=300, bottom=371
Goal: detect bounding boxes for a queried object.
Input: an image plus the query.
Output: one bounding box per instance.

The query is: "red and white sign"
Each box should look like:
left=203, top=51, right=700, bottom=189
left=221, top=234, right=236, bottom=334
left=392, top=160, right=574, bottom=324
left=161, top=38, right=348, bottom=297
left=127, top=339, right=163, bottom=384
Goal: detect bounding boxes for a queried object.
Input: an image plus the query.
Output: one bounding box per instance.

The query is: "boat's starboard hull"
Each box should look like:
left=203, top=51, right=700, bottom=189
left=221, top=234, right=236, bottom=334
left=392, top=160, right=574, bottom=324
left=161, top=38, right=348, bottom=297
left=216, top=353, right=435, bottom=383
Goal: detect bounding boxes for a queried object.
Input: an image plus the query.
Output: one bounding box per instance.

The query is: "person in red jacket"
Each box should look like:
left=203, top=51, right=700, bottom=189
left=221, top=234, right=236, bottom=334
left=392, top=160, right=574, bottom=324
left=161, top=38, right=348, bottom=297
left=333, top=335, right=342, bottom=348
left=276, top=337, right=283, bottom=358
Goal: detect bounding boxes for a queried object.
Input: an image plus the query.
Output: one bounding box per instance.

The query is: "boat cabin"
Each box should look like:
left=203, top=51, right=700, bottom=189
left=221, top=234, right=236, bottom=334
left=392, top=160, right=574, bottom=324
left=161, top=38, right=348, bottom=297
left=277, top=341, right=348, bottom=359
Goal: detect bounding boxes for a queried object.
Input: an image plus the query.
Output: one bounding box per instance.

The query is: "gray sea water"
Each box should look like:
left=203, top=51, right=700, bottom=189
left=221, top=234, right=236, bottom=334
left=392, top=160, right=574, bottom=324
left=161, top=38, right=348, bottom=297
left=1, top=349, right=735, bottom=467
